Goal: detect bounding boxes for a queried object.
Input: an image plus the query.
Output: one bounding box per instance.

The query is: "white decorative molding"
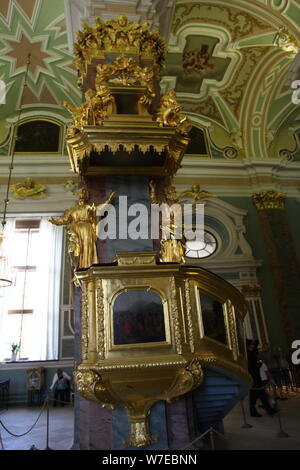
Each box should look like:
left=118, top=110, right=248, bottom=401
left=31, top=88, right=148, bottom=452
left=6, top=109, right=72, bottom=126
left=182, top=196, right=253, bottom=262
left=176, top=158, right=300, bottom=197
left=0, top=359, right=74, bottom=370
left=166, top=23, right=241, bottom=101
left=64, top=0, right=85, bottom=53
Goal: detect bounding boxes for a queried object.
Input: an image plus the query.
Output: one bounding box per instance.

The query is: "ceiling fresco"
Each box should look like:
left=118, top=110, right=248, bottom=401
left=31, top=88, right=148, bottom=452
left=0, top=0, right=80, bottom=125
left=162, top=0, right=300, bottom=160
left=165, top=34, right=232, bottom=94
left=0, top=0, right=299, bottom=163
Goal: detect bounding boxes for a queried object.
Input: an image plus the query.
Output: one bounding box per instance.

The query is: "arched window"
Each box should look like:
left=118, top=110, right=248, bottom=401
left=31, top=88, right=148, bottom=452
left=185, top=231, right=218, bottom=259
left=14, top=119, right=62, bottom=153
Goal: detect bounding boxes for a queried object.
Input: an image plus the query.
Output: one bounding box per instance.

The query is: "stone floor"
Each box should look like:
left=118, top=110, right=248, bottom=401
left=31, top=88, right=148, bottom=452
left=219, top=391, right=300, bottom=450
left=0, top=392, right=299, bottom=450
left=0, top=405, right=74, bottom=450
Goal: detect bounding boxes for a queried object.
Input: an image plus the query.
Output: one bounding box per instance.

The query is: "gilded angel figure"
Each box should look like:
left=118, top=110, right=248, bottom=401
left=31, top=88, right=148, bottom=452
left=149, top=181, right=185, bottom=264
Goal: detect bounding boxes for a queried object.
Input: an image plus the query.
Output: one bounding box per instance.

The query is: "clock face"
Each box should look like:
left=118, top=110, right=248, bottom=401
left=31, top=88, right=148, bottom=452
left=185, top=231, right=217, bottom=259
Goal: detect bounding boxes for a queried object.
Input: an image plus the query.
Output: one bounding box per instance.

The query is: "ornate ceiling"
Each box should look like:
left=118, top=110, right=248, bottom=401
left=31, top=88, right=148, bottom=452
left=0, top=0, right=299, bottom=197
left=162, top=0, right=300, bottom=161
left=0, top=0, right=80, bottom=124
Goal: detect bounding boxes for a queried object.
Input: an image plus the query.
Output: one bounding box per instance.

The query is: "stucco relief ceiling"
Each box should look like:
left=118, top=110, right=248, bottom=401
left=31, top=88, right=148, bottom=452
left=0, top=0, right=299, bottom=162
left=0, top=0, right=80, bottom=121
left=161, top=0, right=300, bottom=159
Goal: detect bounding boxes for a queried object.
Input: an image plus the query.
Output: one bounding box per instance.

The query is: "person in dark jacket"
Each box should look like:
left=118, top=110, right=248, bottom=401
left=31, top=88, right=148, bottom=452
left=246, top=339, right=278, bottom=417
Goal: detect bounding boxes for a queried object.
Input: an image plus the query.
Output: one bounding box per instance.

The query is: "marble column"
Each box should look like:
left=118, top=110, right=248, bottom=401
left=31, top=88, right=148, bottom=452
left=252, top=189, right=300, bottom=349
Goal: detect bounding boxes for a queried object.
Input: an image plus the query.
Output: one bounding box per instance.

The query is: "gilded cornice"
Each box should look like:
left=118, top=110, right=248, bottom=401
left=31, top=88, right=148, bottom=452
left=252, top=189, right=286, bottom=210
left=241, top=284, right=261, bottom=298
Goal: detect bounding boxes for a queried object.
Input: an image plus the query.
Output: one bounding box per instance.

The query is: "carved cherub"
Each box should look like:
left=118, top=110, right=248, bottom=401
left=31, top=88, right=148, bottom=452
left=64, top=87, right=115, bottom=133
left=11, top=178, right=47, bottom=199
left=179, top=185, right=214, bottom=202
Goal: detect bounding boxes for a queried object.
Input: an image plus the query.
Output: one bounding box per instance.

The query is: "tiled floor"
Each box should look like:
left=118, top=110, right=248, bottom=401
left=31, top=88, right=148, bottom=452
left=1, top=392, right=299, bottom=450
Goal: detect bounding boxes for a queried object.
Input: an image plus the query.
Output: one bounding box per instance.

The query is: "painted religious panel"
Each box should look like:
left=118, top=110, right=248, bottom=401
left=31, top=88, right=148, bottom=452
left=113, top=290, right=166, bottom=345
left=26, top=368, right=44, bottom=391
left=165, top=35, right=231, bottom=94
left=199, top=292, right=227, bottom=345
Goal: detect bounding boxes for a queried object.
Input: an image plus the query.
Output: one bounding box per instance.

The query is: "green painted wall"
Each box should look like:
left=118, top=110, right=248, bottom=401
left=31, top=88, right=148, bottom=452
left=0, top=365, right=74, bottom=406
left=284, top=198, right=300, bottom=265
left=221, top=197, right=288, bottom=351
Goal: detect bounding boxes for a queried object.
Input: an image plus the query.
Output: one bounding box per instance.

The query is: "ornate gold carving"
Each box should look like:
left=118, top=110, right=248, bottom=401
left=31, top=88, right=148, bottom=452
left=96, top=56, right=153, bottom=90
left=167, top=132, right=190, bottom=175
left=163, top=359, right=203, bottom=402
left=170, top=276, right=183, bottom=355
left=92, top=142, right=166, bottom=155
left=96, top=279, right=105, bottom=360
left=241, top=284, right=261, bottom=298
left=149, top=180, right=186, bottom=264
left=75, top=366, right=116, bottom=409
left=226, top=300, right=238, bottom=361
left=184, top=280, right=194, bottom=353
left=252, top=189, right=286, bottom=210
left=94, top=376, right=117, bottom=410
left=74, top=15, right=165, bottom=84
left=92, top=361, right=187, bottom=372
left=160, top=238, right=185, bottom=265
left=81, top=281, right=89, bottom=360
left=179, top=185, right=214, bottom=202
left=156, top=90, right=191, bottom=135
left=64, top=87, right=116, bottom=135
left=66, top=125, right=187, bottom=177
left=74, top=258, right=249, bottom=448
left=117, top=252, right=156, bottom=266
left=95, top=56, right=155, bottom=115
left=11, top=178, right=47, bottom=199
left=50, top=187, right=115, bottom=270
left=124, top=418, right=158, bottom=448
left=275, top=27, right=299, bottom=56
left=75, top=368, right=99, bottom=401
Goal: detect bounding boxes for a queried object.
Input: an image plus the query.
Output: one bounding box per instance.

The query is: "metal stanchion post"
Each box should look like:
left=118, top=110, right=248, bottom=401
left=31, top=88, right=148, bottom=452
left=45, top=397, right=52, bottom=450
left=209, top=429, right=215, bottom=450
left=276, top=411, right=290, bottom=438
left=181, top=426, right=226, bottom=450
left=240, top=398, right=252, bottom=428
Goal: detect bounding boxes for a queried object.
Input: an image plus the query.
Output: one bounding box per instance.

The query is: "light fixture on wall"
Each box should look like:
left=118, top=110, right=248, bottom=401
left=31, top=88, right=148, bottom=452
left=0, top=54, right=31, bottom=287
